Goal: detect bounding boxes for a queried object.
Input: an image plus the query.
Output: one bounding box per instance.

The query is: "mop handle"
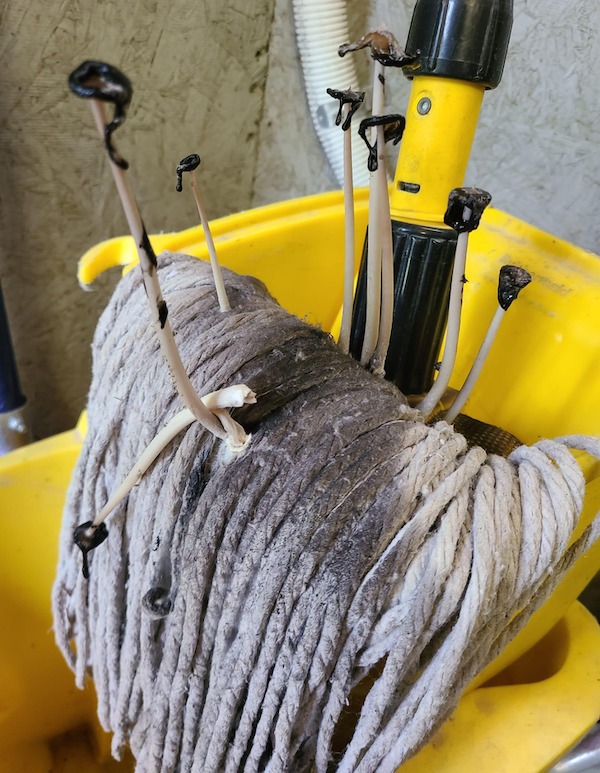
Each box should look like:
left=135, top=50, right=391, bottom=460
left=350, top=0, right=513, bottom=396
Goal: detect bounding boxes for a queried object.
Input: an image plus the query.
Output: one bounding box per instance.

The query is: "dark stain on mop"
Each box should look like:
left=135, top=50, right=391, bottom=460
left=181, top=453, right=211, bottom=523
left=378, top=72, right=385, bottom=85
left=158, top=300, right=168, bottom=329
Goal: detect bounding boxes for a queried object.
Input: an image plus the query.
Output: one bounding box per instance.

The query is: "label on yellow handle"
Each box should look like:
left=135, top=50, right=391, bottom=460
left=390, top=76, right=485, bottom=227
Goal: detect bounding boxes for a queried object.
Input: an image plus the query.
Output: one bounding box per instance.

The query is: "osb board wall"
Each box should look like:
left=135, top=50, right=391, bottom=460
left=256, top=0, right=600, bottom=254
left=1, top=0, right=598, bottom=439
left=0, top=0, right=275, bottom=438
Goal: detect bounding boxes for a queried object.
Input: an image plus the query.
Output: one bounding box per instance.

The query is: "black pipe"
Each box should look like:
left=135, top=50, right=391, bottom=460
left=0, top=282, right=25, bottom=414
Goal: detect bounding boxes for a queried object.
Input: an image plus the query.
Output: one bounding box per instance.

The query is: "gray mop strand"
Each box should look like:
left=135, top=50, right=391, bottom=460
left=52, top=253, right=600, bottom=773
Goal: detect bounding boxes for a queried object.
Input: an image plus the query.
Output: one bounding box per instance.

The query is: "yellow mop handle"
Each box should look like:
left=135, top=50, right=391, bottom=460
left=389, top=76, right=485, bottom=227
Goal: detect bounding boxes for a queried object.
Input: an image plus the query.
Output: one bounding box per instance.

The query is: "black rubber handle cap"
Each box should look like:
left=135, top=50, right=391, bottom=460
left=350, top=221, right=457, bottom=395
left=403, top=0, right=513, bottom=89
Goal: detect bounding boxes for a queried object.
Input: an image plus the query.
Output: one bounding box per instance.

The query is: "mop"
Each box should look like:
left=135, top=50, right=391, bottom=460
left=52, top=52, right=600, bottom=773
left=53, top=254, right=600, bottom=773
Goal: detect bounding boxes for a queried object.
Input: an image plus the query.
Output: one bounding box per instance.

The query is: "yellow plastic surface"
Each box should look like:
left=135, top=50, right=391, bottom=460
left=0, top=423, right=132, bottom=772
left=2, top=190, right=600, bottom=771
left=389, top=76, right=485, bottom=226
left=403, top=603, right=600, bottom=773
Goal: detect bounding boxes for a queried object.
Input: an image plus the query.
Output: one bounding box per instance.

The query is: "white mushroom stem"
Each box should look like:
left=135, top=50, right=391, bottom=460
left=443, top=304, right=504, bottom=424
left=338, top=102, right=356, bottom=355
left=187, top=170, right=231, bottom=312
left=416, top=221, right=470, bottom=418
left=88, top=100, right=237, bottom=443
left=360, top=59, right=385, bottom=366
left=371, top=163, right=394, bottom=375
left=92, top=384, right=257, bottom=527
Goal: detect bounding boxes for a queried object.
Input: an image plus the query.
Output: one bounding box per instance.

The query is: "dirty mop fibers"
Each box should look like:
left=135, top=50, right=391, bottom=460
left=53, top=254, right=600, bottom=773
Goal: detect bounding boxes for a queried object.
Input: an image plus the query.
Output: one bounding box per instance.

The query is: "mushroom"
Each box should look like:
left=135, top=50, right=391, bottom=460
left=358, top=115, right=406, bottom=375
left=444, top=264, right=532, bottom=424
left=417, top=187, right=492, bottom=418
left=68, top=61, right=253, bottom=576
left=68, top=61, right=245, bottom=446
left=73, top=384, right=256, bottom=577
left=326, top=87, right=365, bottom=355
left=339, top=30, right=412, bottom=368
left=176, top=154, right=231, bottom=312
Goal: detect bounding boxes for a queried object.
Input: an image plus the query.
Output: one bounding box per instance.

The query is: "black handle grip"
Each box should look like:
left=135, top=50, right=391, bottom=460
left=404, top=0, right=513, bottom=89
left=350, top=221, right=457, bottom=395
left=0, top=283, right=25, bottom=414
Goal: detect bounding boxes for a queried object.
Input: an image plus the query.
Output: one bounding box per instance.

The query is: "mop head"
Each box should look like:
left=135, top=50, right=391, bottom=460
left=53, top=254, right=600, bottom=773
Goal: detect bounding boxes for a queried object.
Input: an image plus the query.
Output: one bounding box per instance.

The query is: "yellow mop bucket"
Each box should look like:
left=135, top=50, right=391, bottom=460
left=1, top=190, right=599, bottom=772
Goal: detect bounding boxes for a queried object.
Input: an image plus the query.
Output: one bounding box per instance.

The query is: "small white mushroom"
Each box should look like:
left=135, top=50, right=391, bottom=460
left=339, top=30, right=413, bottom=369
left=417, top=187, right=492, bottom=418
left=176, top=154, right=231, bottom=312
left=326, top=87, right=365, bottom=355
left=370, top=117, right=405, bottom=375
left=444, top=265, right=532, bottom=424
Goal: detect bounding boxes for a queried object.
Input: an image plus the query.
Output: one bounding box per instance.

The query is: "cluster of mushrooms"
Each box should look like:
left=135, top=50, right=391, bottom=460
left=68, top=29, right=530, bottom=576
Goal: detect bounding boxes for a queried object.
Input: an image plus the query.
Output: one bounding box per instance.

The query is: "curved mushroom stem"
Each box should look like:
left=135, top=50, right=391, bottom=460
left=371, top=115, right=406, bottom=376
left=68, top=62, right=247, bottom=446
left=91, top=384, right=257, bottom=528
left=355, top=112, right=405, bottom=375
left=338, top=28, right=411, bottom=370
left=370, top=151, right=394, bottom=375
left=87, top=100, right=230, bottom=441
left=326, top=88, right=365, bottom=355
left=360, top=59, right=385, bottom=366
left=417, top=187, right=492, bottom=418
left=176, top=154, right=231, bottom=312
left=415, top=228, right=469, bottom=417
left=339, top=104, right=356, bottom=354
left=444, top=265, right=531, bottom=424
left=443, top=305, right=504, bottom=425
